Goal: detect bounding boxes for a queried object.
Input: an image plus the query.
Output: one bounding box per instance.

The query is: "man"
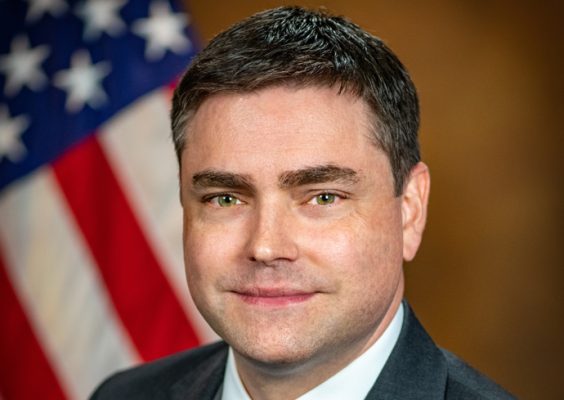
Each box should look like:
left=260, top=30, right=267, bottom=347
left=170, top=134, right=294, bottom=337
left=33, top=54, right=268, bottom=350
left=91, top=6, right=514, bottom=400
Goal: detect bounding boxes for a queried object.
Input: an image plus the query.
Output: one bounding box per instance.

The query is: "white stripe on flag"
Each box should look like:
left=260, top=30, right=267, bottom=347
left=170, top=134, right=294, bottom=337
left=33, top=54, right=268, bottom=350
left=0, top=169, right=140, bottom=399
left=99, top=89, right=218, bottom=343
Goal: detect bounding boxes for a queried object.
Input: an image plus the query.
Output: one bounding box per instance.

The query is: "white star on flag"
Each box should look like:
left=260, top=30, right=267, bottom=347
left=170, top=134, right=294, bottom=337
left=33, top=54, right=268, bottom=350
left=25, top=0, right=68, bottom=23
left=0, top=35, right=50, bottom=97
left=75, top=0, right=127, bottom=41
left=53, top=50, right=111, bottom=113
left=0, top=105, right=29, bottom=162
left=132, top=1, right=190, bottom=61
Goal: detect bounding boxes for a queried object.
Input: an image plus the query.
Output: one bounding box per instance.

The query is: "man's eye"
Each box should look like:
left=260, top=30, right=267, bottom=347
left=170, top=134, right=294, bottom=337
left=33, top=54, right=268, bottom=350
left=310, top=193, right=337, bottom=206
left=210, top=194, right=241, bottom=207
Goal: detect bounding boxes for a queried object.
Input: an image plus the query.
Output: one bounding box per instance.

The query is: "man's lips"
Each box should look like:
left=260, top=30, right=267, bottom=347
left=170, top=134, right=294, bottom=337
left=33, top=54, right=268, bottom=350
left=231, top=288, right=317, bottom=306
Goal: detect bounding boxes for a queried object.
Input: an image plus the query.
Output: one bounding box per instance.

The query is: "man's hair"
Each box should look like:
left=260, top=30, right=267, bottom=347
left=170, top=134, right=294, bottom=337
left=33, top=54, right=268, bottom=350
left=171, top=6, right=420, bottom=195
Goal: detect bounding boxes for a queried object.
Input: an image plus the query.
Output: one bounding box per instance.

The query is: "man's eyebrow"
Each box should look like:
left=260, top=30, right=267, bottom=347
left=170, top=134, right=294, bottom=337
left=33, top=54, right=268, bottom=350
left=192, top=170, right=254, bottom=192
left=279, top=164, right=359, bottom=188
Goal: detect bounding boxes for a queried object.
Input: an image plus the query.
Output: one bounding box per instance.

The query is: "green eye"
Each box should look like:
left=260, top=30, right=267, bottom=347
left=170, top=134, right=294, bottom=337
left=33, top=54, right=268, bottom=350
left=217, top=194, right=239, bottom=207
left=315, top=193, right=336, bottom=205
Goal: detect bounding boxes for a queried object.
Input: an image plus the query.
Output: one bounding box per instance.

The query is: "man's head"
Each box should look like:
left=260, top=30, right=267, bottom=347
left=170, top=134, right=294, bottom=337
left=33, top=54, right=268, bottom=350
left=173, top=6, right=430, bottom=397
left=171, top=6, right=419, bottom=196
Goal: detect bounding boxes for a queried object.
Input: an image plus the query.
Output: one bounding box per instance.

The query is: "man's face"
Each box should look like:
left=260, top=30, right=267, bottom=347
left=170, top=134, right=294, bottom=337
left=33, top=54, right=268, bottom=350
left=180, top=86, right=427, bottom=372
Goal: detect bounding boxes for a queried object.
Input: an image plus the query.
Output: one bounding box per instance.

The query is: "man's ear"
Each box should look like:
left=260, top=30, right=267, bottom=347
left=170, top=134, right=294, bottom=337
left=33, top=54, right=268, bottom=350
left=401, top=162, right=430, bottom=261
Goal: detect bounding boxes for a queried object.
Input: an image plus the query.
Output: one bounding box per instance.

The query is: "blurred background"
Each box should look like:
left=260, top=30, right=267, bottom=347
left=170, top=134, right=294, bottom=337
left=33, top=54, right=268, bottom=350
left=0, top=1, right=561, bottom=399
left=186, top=1, right=564, bottom=398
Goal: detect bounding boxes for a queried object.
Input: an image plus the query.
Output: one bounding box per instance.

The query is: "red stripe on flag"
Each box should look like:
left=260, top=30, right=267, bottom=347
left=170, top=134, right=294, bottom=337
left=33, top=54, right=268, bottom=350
left=0, top=253, right=68, bottom=400
left=166, top=79, right=179, bottom=92
left=52, top=135, right=200, bottom=361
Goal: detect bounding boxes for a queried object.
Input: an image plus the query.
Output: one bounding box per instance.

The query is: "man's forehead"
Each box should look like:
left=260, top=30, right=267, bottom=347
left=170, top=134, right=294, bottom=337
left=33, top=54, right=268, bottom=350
left=180, top=84, right=390, bottom=187
left=184, top=86, right=376, bottom=149
left=189, top=83, right=371, bottom=124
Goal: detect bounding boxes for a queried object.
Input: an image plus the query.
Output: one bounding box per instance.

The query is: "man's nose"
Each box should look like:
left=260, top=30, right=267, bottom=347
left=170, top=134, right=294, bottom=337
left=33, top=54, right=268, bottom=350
left=245, top=202, right=299, bottom=265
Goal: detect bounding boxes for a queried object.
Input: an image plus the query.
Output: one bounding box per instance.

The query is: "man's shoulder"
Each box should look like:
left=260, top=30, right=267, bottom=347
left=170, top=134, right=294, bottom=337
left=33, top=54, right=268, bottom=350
left=369, top=302, right=515, bottom=400
left=442, top=348, right=515, bottom=399
left=90, top=341, right=228, bottom=400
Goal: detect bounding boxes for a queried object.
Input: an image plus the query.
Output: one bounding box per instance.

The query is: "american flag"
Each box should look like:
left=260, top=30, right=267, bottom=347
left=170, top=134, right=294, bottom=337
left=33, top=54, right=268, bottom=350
left=0, top=1, right=216, bottom=398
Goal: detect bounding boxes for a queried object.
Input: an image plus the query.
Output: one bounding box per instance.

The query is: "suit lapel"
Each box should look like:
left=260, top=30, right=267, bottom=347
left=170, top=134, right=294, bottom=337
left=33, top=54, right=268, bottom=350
left=365, top=302, right=448, bottom=400
left=169, top=343, right=228, bottom=400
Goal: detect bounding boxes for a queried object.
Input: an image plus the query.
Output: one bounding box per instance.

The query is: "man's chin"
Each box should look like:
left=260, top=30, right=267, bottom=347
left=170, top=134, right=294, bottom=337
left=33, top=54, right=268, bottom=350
left=229, top=336, right=320, bottom=372
left=233, top=347, right=322, bottom=376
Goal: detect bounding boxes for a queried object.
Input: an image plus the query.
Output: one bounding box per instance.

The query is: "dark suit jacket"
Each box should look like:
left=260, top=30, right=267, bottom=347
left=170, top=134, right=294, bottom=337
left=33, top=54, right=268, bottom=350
left=90, top=302, right=515, bottom=399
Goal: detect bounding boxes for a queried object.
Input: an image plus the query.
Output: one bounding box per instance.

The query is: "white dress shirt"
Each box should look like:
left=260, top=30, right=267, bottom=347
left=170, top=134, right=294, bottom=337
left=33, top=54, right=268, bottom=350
left=221, top=302, right=404, bottom=400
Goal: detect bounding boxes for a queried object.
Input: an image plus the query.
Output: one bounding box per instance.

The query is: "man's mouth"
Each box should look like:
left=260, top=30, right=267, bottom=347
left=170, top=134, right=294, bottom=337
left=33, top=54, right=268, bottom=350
left=232, top=287, right=316, bottom=306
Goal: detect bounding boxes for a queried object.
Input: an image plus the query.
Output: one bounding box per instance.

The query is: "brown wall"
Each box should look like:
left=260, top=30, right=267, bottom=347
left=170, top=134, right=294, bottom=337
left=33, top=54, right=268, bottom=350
left=183, top=1, right=564, bottom=398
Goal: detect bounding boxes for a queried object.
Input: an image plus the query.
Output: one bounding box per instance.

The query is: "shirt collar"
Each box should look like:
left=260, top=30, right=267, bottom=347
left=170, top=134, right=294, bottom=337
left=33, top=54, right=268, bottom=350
left=221, top=302, right=404, bottom=400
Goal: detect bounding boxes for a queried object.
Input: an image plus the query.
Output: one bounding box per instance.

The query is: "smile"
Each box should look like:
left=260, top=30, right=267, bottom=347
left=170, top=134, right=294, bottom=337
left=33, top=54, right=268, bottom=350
left=233, top=288, right=316, bottom=306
